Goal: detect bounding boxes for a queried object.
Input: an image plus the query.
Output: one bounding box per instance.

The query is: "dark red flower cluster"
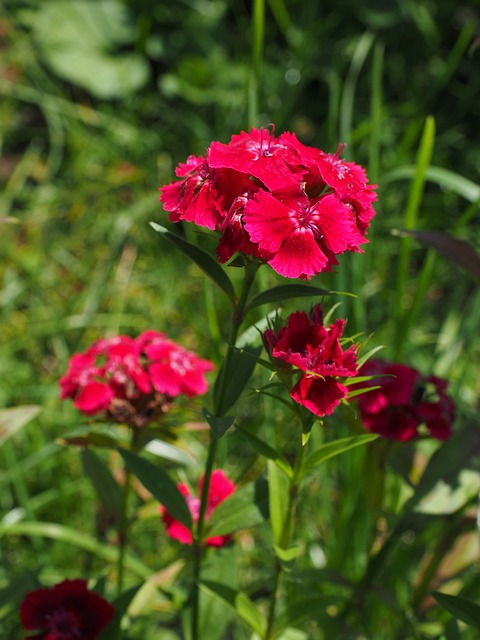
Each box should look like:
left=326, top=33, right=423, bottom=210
left=160, top=127, right=377, bottom=280
left=20, top=578, right=114, bottom=640
left=60, top=331, right=214, bottom=428
left=160, top=469, right=236, bottom=547
left=354, top=359, right=456, bottom=441
left=263, top=305, right=358, bottom=417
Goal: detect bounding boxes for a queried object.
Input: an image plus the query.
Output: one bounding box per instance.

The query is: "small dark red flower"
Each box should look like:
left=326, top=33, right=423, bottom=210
left=353, top=359, right=456, bottom=441
left=160, top=469, right=237, bottom=547
left=20, top=578, right=114, bottom=640
left=263, top=304, right=358, bottom=417
left=59, top=331, right=214, bottom=428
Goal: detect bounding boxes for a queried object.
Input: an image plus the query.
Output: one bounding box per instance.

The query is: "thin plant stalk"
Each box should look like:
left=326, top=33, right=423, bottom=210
left=264, top=419, right=307, bottom=640
left=190, top=261, right=259, bottom=640
left=248, top=0, right=265, bottom=129
left=116, top=429, right=139, bottom=596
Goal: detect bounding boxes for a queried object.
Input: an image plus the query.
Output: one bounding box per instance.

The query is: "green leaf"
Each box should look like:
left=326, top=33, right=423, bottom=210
left=81, top=449, right=122, bottom=521
left=203, top=408, right=236, bottom=440
left=150, top=223, right=235, bottom=303
left=98, top=583, right=143, bottom=640
left=206, top=482, right=265, bottom=537
left=0, top=521, right=150, bottom=577
left=57, top=431, right=122, bottom=449
left=0, top=406, right=40, bottom=447
left=144, top=439, right=195, bottom=467
left=268, top=459, right=290, bottom=546
left=235, top=423, right=292, bottom=479
left=274, top=596, right=341, bottom=638
left=118, top=448, right=192, bottom=529
left=200, top=580, right=266, bottom=636
left=246, top=284, right=335, bottom=311
left=383, top=165, right=480, bottom=203
left=433, top=592, right=480, bottom=629
left=301, top=434, right=379, bottom=479
left=33, top=0, right=149, bottom=99
left=213, top=344, right=262, bottom=415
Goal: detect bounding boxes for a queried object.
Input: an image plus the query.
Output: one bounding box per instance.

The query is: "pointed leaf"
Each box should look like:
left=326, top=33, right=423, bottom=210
left=274, top=596, right=342, bottom=638
left=213, top=344, right=262, bottom=415
left=58, top=432, right=122, bottom=449
left=268, top=459, right=290, bottom=546
left=144, top=439, right=195, bottom=466
left=150, top=223, right=235, bottom=302
left=0, top=406, right=40, bottom=446
left=203, top=408, right=236, bottom=440
left=235, top=423, right=292, bottom=479
left=433, top=592, right=480, bottom=629
left=301, top=434, right=378, bottom=478
left=200, top=580, right=266, bottom=636
left=81, top=449, right=122, bottom=520
left=393, top=229, right=480, bottom=281
left=206, top=482, right=265, bottom=537
left=98, top=583, right=143, bottom=640
left=118, top=448, right=192, bottom=529
left=246, top=284, right=346, bottom=311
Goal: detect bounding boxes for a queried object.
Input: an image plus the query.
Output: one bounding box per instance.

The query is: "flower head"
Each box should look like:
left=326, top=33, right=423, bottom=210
left=59, top=331, right=214, bottom=428
left=263, top=304, right=358, bottom=417
left=160, top=469, right=236, bottom=547
left=353, top=359, right=455, bottom=441
left=20, top=578, right=114, bottom=640
left=159, top=127, right=377, bottom=280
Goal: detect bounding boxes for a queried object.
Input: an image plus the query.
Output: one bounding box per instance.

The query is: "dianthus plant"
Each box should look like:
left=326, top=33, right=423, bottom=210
left=49, top=125, right=458, bottom=640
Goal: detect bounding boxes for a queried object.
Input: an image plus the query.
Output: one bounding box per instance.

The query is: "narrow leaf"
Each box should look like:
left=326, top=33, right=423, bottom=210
left=200, top=580, right=266, bottom=636
left=246, top=284, right=333, bottom=311
left=150, top=223, right=235, bottom=302
left=268, top=459, right=290, bottom=546
left=274, top=596, right=341, bottom=638
left=235, top=424, right=293, bottom=479
left=213, top=344, right=262, bottom=415
left=203, top=408, right=236, bottom=440
left=433, top=592, right=480, bottom=630
left=206, top=482, right=265, bottom=537
left=81, top=449, right=122, bottom=520
left=301, top=434, right=378, bottom=478
left=0, top=406, right=40, bottom=446
left=118, top=448, right=192, bottom=529
left=98, top=583, right=143, bottom=640
left=0, top=521, right=150, bottom=577
left=393, top=229, right=480, bottom=281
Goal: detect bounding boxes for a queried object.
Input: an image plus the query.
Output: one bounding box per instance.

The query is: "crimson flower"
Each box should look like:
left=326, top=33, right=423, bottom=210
left=160, top=470, right=236, bottom=547
left=59, top=331, right=214, bottom=428
left=353, top=359, right=455, bottom=441
left=263, top=304, right=358, bottom=417
left=159, top=127, right=377, bottom=280
left=20, top=578, right=114, bottom=640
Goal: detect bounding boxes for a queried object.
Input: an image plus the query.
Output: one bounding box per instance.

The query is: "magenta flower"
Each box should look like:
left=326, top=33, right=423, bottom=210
left=263, top=304, right=358, bottom=417
left=160, top=470, right=237, bottom=547
left=353, top=359, right=456, bottom=441
left=20, top=578, right=114, bottom=640
left=59, top=331, right=214, bottom=428
left=159, top=127, right=377, bottom=280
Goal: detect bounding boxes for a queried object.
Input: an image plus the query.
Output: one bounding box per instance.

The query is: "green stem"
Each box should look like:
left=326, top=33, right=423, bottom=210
left=116, top=429, right=139, bottom=596
left=190, top=261, right=259, bottom=640
left=264, top=421, right=306, bottom=640
left=248, top=0, right=265, bottom=128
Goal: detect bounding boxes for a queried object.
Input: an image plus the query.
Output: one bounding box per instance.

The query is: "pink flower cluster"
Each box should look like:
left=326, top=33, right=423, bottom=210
left=20, top=578, right=114, bottom=640
left=160, top=469, right=237, bottom=547
left=60, top=331, right=214, bottom=428
left=160, top=127, right=377, bottom=280
left=355, top=360, right=456, bottom=441
left=263, top=305, right=358, bottom=417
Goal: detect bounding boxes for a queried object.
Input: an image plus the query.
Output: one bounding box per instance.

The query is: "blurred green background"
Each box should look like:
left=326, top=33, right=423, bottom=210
left=1, top=1, right=479, bottom=637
